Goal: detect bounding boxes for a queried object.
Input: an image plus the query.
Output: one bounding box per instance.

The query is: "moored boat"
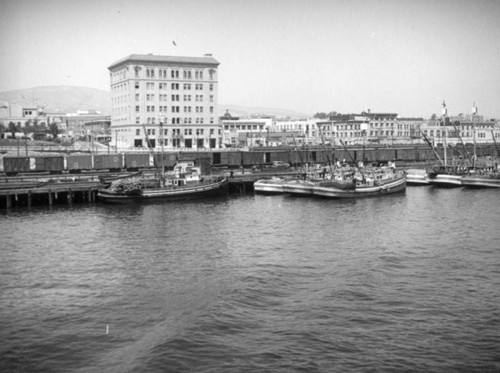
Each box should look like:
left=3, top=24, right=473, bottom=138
left=254, top=177, right=288, bottom=194
left=405, top=169, right=431, bottom=186
left=282, top=179, right=318, bottom=196
left=428, top=165, right=465, bottom=187
left=312, top=169, right=407, bottom=198
left=97, top=164, right=228, bottom=203
left=461, top=171, right=500, bottom=188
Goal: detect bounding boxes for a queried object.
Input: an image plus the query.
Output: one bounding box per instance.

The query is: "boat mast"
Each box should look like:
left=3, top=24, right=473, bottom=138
left=491, top=129, right=500, bottom=158
left=317, top=122, right=334, bottom=175
left=160, top=117, right=165, bottom=178
left=420, top=129, right=445, bottom=165
left=141, top=122, right=159, bottom=169
left=291, top=131, right=305, bottom=176
left=450, top=120, right=472, bottom=165
left=339, top=139, right=365, bottom=180
left=472, top=102, right=477, bottom=169
left=442, top=100, right=448, bottom=168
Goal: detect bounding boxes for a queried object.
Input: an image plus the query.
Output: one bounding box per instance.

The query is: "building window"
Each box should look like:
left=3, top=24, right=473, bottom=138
left=135, top=81, right=140, bottom=89
left=136, top=129, right=140, bottom=135
left=136, top=105, right=140, bottom=112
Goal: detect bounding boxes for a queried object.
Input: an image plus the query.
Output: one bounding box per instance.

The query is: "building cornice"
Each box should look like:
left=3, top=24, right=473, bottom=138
left=108, top=54, right=220, bottom=70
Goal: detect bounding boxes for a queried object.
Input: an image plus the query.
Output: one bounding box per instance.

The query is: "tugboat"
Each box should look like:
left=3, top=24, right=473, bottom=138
left=97, top=161, right=228, bottom=203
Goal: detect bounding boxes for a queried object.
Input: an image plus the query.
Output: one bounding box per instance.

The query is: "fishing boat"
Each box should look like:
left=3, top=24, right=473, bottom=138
left=312, top=168, right=407, bottom=198
left=254, top=177, right=288, bottom=194
left=405, top=169, right=431, bottom=185
left=282, top=178, right=318, bottom=196
left=461, top=170, right=500, bottom=188
left=427, top=165, right=465, bottom=187
left=97, top=163, right=228, bottom=203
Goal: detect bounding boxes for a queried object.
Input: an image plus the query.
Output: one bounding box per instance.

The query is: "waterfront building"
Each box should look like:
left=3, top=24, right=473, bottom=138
left=108, top=53, right=220, bottom=150
left=221, top=116, right=272, bottom=148
left=63, top=111, right=109, bottom=140
left=314, top=112, right=400, bottom=146
left=421, top=118, right=500, bottom=146
left=363, top=112, right=398, bottom=144
left=273, top=119, right=322, bottom=144
left=394, top=117, right=424, bottom=143
left=420, top=104, right=500, bottom=146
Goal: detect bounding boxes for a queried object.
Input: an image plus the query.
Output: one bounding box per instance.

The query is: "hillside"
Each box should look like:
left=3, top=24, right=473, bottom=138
left=0, top=86, right=111, bottom=114
left=0, top=86, right=311, bottom=119
left=218, top=104, right=311, bottom=119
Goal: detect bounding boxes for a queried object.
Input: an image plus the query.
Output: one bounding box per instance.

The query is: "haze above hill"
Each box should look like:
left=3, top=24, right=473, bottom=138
left=0, top=86, right=312, bottom=119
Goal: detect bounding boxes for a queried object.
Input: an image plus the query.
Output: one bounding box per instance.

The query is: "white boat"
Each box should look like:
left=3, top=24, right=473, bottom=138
left=254, top=177, right=288, bottom=194
left=282, top=179, right=318, bottom=196
left=405, top=169, right=431, bottom=186
left=312, top=170, right=407, bottom=198
left=461, top=172, right=500, bottom=188
left=428, top=166, right=465, bottom=187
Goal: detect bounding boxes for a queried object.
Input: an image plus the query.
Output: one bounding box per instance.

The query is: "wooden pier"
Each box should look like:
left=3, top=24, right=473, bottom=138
left=0, top=181, right=101, bottom=208
left=0, top=169, right=303, bottom=208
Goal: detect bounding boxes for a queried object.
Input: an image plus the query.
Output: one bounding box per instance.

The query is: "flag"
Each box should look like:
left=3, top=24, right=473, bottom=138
left=172, top=40, right=177, bottom=46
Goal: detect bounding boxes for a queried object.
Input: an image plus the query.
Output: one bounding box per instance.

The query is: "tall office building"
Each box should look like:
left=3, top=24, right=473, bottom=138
left=108, top=53, right=220, bottom=149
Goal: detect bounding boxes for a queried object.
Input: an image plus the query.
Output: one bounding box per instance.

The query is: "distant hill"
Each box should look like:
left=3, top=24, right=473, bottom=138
left=0, top=86, right=111, bottom=114
left=0, top=86, right=311, bottom=119
left=218, top=104, right=311, bottom=120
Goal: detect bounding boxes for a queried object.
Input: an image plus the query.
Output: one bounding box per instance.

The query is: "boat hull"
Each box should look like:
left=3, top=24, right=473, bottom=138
left=98, top=178, right=229, bottom=203
left=254, top=178, right=286, bottom=194
left=282, top=180, right=317, bottom=196
left=461, top=175, right=500, bottom=188
left=405, top=169, right=431, bottom=186
left=312, top=175, right=407, bottom=198
left=429, top=174, right=463, bottom=187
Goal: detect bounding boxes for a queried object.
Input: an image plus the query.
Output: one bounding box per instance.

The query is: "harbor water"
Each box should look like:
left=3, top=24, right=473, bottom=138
left=1, top=187, right=499, bottom=372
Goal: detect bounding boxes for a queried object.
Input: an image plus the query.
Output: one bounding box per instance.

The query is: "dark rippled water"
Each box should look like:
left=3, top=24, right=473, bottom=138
left=1, top=187, right=499, bottom=372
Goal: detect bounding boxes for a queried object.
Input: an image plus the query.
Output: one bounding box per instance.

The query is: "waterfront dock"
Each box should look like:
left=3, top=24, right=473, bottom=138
left=0, top=169, right=301, bottom=208
left=0, top=180, right=101, bottom=208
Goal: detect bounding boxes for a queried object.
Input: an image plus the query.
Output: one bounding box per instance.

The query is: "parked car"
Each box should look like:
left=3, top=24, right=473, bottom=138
left=272, top=161, right=290, bottom=168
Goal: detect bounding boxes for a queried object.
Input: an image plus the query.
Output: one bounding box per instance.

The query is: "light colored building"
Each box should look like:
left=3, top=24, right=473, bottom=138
left=273, top=119, right=321, bottom=144
left=364, top=112, right=398, bottom=143
left=221, top=117, right=273, bottom=148
left=394, top=117, right=424, bottom=142
left=108, top=53, right=220, bottom=150
left=420, top=103, right=500, bottom=146
left=421, top=118, right=500, bottom=146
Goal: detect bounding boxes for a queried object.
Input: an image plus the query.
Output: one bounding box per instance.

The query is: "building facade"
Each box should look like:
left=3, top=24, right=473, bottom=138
left=108, top=54, right=220, bottom=150
left=221, top=117, right=273, bottom=148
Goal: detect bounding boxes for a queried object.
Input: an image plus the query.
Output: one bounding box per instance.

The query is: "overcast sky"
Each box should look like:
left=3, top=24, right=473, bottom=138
left=1, top=0, right=499, bottom=118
